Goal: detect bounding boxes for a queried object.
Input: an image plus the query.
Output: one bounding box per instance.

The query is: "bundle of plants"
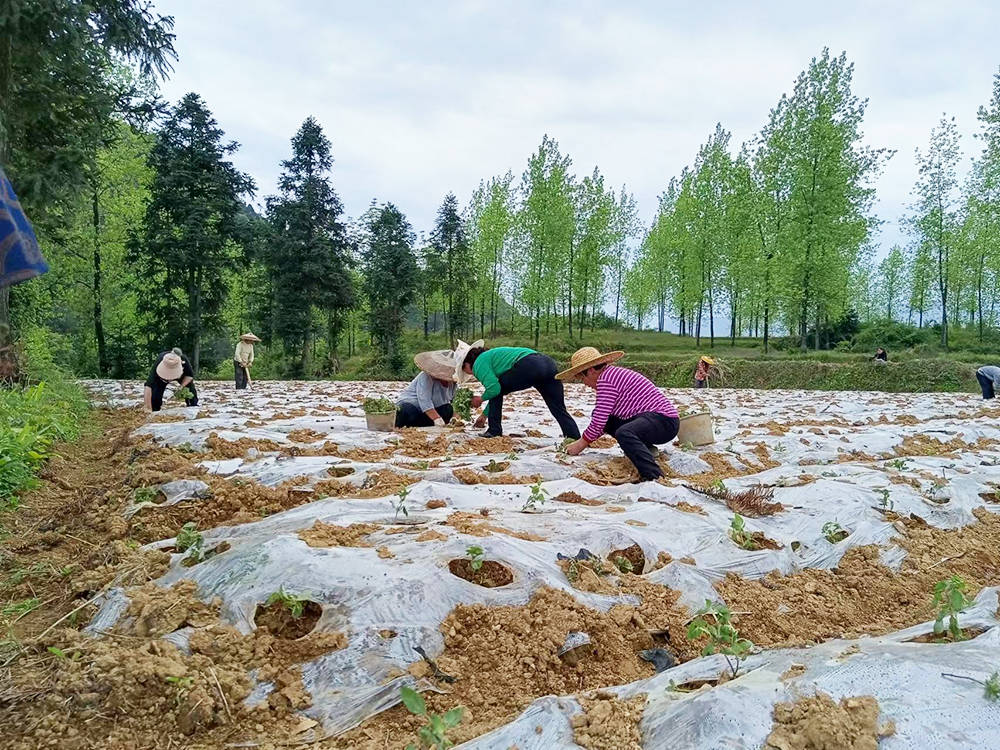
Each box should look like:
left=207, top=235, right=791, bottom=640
left=362, top=397, right=395, bottom=415
left=685, top=482, right=784, bottom=517
left=452, top=388, right=473, bottom=420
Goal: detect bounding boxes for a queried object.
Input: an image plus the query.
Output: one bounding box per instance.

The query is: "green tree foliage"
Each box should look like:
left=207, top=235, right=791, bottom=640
left=361, top=203, right=419, bottom=373
left=131, top=93, right=254, bottom=372
left=0, top=0, right=175, bottom=329
left=265, top=117, right=354, bottom=376
left=908, top=116, right=961, bottom=347
left=467, top=173, right=515, bottom=336
left=431, top=193, right=472, bottom=343
left=877, top=245, right=906, bottom=322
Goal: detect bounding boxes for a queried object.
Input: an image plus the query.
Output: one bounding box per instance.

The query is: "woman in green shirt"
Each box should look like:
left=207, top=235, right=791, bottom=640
left=462, top=346, right=581, bottom=439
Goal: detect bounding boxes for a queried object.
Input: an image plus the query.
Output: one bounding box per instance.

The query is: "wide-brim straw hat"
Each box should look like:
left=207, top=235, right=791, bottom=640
left=700, top=356, right=716, bottom=365
left=452, top=339, right=485, bottom=384
left=414, top=350, right=459, bottom=381
left=155, top=352, right=184, bottom=381
left=556, top=346, right=625, bottom=380
left=240, top=332, right=261, bottom=343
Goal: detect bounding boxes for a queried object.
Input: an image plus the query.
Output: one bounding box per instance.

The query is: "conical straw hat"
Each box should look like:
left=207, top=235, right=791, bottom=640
left=414, top=350, right=459, bottom=381
left=556, top=346, right=624, bottom=380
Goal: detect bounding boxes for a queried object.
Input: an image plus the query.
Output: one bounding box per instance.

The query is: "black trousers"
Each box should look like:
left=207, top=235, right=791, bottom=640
left=235, top=362, right=249, bottom=390
left=151, top=381, right=198, bottom=412
left=487, top=353, right=580, bottom=438
left=977, top=371, right=995, bottom=400
left=395, top=402, right=454, bottom=428
left=605, top=412, right=680, bottom=481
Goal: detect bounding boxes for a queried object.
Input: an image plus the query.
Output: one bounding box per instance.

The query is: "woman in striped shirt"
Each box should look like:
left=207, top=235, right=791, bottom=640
left=557, top=347, right=679, bottom=481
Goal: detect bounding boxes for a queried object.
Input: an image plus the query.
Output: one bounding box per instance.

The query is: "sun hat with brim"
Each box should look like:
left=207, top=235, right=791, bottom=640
left=414, top=350, right=459, bottom=381
left=240, top=332, right=261, bottom=343
left=452, top=339, right=486, bottom=384
left=155, top=352, right=184, bottom=381
left=556, top=346, right=625, bottom=380
left=700, top=356, right=716, bottom=365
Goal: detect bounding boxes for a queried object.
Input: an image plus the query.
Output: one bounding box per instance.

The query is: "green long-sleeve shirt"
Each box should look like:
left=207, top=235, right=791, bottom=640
left=473, top=347, right=535, bottom=403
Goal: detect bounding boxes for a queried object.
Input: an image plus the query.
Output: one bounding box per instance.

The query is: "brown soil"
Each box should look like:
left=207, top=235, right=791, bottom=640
left=719, top=508, right=1000, bottom=647
left=553, top=490, right=604, bottom=506
left=765, top=693, right=894, bottom=750
left=571, top=691, right=645, bottom=750
left=331, top=584, right=691, bottom=748
left=609, top=543, right=646, bottom=574
left=426, top=498, right=447, bottom=509
left=299, top=521, right=381, bottom=548
left=452, top=467, right=543, bottom=485
left=672, top=500, right=708, bottom=515
left=906, top=626, right=987, bottom=643
left=121, top=580, right=220, bottom=637
left=589, top=435, right=618, bottom=449
left=448, top=559, right=514, bottom=587
left=254, top=599, right=323, bottom=639
left=446, top=511, right=546, bottom=541
left=287, top=428, right=327, bottom=443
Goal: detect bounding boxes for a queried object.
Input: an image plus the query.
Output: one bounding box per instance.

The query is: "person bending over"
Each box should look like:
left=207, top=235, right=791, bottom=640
left=395, top=350, right=458, bottom=427
left=976, top=365, right=1000, bottom=400
left=144, top=349, right=198, bottom=412
left=559, top=347, right=679, bottom=482
left=462, top=346, right=580, bottom=439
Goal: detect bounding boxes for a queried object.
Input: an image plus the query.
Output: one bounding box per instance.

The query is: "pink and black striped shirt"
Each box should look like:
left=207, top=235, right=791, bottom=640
left=582, top=365, right=679, bottom=443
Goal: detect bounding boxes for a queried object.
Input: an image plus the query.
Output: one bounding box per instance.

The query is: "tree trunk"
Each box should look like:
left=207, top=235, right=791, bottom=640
left=92, top=186, right=109, bottom=375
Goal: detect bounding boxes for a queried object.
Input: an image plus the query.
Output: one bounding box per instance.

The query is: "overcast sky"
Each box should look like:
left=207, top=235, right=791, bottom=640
left=156, top=0, right=999, bottom=257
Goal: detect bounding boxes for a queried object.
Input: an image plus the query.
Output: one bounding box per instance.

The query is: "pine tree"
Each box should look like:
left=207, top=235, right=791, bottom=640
left=131, top=93, right=254, bottom=371
left=362, top=203, right=418, bottom=373
left=265, top=117, right=354, bottom=375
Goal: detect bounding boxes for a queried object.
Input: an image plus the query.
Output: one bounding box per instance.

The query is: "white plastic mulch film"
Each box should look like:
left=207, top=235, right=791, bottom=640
left=82, top=379, right=1000, bottom=747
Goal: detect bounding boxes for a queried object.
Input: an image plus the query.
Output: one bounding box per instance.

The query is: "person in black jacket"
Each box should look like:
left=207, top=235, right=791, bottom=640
left=144, top=349, right=198, bottom=412
left=873, top=347, right=888, bottom=362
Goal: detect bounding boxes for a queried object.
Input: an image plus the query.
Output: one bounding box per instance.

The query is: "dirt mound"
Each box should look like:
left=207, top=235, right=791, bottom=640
left=554, top=490, right=604, bottom=506
left=255, top=598, right=323, bottom=639
left=572, top=692, right=646, bottom=750
left=765, top=693, right=894, bottom=750
left=121, top=580, right=220, bottom=637
left=299, top=521, right=381, bottom=548
left=452, top=467, right=543, bottom=485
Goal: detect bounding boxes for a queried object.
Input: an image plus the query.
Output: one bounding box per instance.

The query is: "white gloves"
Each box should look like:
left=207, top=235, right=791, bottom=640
left=433, top=417, right=446, bottom=427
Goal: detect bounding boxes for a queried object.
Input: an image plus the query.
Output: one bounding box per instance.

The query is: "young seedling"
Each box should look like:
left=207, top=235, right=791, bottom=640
left=711, top=478, right=726, bottom=493
left=175, top=522, right=203, bottom=554
left=875, top=488, right=893, bottom=511
left=452, top=389, right=473, bottom=421
left=265, top=588, right=310, bottom=619
left=362, top=397, right=396, bottom=415
left=173, top=386, right=194, bottom=401
left=612, top=555, right=634, bottom=574
left=466, top=545, right=485, bottom=572
left=392, top=486, right=412, bottom=521
left=728, top=513, right=760, bottom=551
left=132, top=486, right=160, bottom=505
left=505, top=451, right=519, bottom=462
left=484, top=459, right=505, bottom=473
left=521, top=481, right=549, bottom=512
left=986, top=672, right=1000, bottom=701
left=165, top=675, right=194, bottom=706
left=822, top=521, right=849, bottom=544
left=888, top=458, right=908, bottom=471
left=773, top=443, right=787, bottom=454
left=932, top=575, right=973, bottom=641
left=400, top=685, right=464, bottom=750
left=686, top=600, right=753, bottom=679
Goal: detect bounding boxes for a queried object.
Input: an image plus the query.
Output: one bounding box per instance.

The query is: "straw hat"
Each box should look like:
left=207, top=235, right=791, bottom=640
left=700, top=356, right=716, bottom=365
left=155, top=352, right=184, bottom=381
left=452, top=339, right=485, bottom=384
left=240, top=332, right=261, bottom=343
left=556, top=346, right=625, bottom=380
left=414, top=350, right=459, bottom=381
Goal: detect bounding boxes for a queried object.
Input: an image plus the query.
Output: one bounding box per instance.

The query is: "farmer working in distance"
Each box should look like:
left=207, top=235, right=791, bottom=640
left=395, top=349, right=459, bottom=428
left=460, top=344, right=580, bottom=440
left=559, top=347, right=679, bottom=482
left=143, top=348, right=198, bottom=412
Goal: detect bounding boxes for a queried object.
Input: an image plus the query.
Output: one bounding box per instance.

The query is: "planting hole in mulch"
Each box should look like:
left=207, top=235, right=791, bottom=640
left=254, top=598, right=323, bottom=639
left=671, top=677, right=722, bottom=692
left=448, top=558, right=514, bottom=588
left=179, top=541, right=231, bottom=567
left=609, top=543, right=645, bottom=574
left=906, top=626, right=988, bottom=643
left=732, top=531, right=782, bottom=551
left=327, top=466, right=355, bottom=478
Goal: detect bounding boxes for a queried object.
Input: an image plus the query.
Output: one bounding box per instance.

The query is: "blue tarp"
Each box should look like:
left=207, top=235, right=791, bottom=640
left=0, top=166, right=48, bottom=288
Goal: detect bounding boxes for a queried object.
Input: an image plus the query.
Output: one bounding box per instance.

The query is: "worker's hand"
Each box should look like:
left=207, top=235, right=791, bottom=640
left=433, top=417, right=445, bottom=427
left=474, top=414, right=487, bottom=429
left=470, top=395, right=483, bottom=409
left=565, top=438, right=589, bottom=456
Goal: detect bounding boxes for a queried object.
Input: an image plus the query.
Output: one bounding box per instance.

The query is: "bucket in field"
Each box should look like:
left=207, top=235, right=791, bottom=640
left=365, top=412, right=395, bottom=432
left=677, top=411, right=714, bottom=446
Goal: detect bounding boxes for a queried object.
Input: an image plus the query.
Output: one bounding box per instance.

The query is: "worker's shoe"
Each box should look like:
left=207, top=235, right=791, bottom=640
left=480, top=431, right=502, bottom=439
